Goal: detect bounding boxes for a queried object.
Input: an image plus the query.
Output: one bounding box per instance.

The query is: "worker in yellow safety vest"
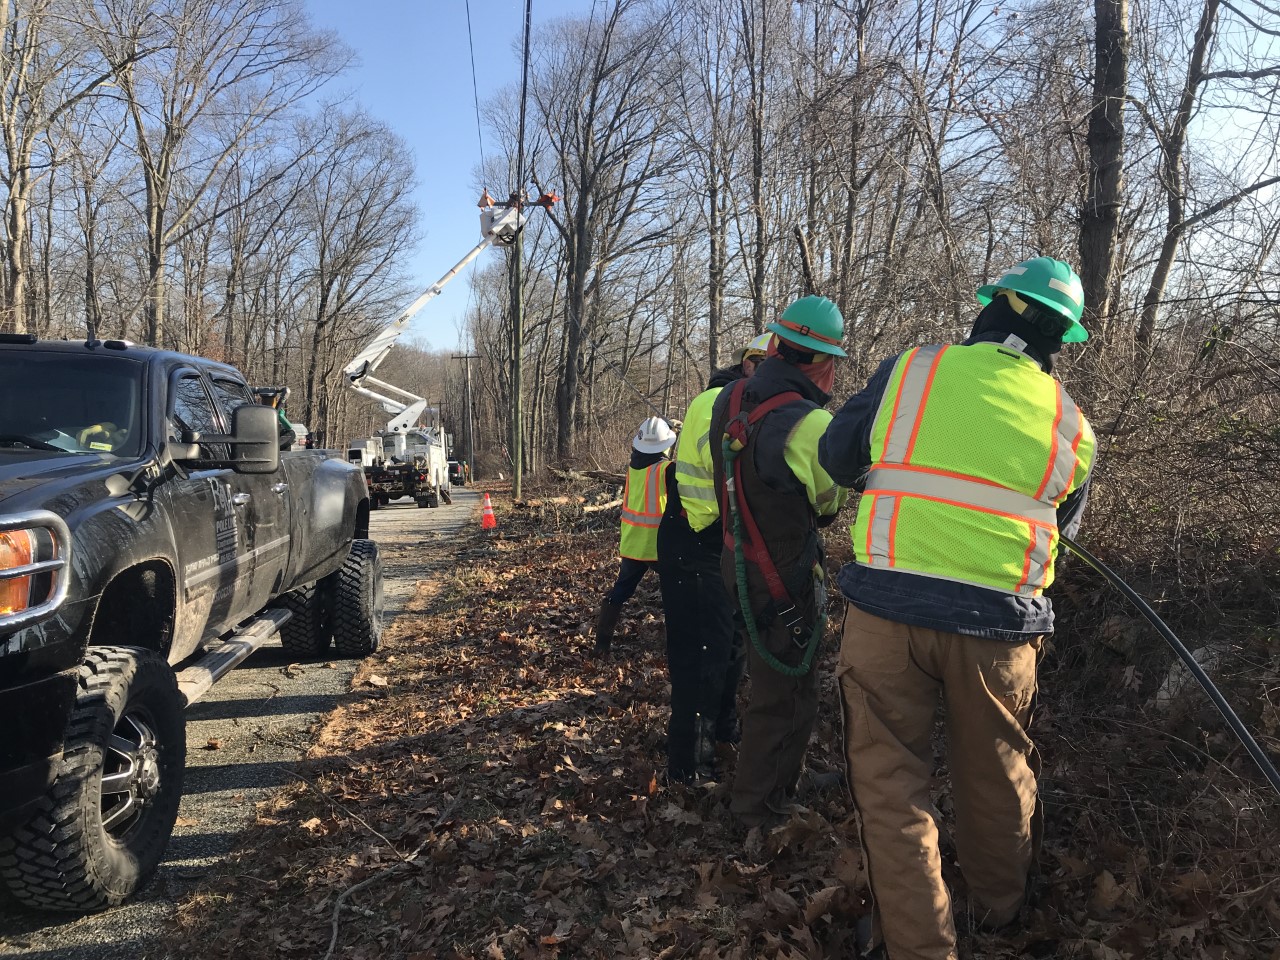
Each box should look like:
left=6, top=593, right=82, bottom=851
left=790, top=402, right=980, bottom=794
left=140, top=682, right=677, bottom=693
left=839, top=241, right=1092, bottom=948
left=656, top=333, right=769, bottom=782
left=593, top=417, right=678, bottom=654
left=818, top=257, right=1096, bottom=960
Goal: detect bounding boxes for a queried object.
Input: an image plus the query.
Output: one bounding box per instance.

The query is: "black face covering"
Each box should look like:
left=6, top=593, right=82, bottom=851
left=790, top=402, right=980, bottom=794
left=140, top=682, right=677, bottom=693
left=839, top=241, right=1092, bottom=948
left=968, top=296, right=1064, bottom=373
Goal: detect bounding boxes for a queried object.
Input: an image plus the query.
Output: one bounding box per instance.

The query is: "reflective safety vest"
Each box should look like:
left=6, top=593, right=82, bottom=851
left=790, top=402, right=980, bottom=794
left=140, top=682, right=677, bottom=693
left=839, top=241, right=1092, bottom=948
left=675, top=386, right=723, bottom=532
left=852, top=341, right=1095, bottom=596
left=619, top=461, right=668, bottom=561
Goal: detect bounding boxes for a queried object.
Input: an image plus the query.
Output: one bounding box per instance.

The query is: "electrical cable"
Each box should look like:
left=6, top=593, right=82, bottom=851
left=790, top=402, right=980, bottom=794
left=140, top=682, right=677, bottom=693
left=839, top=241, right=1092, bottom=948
left=464, top=0, right=485, bottom=167
left=1061, top=535, right=1280, bottom=798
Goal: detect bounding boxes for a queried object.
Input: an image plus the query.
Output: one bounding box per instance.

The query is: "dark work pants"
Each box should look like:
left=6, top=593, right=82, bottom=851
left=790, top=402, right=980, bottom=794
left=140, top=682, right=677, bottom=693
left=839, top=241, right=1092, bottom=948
left=657, top=514, right=743, bottom=780
left=722, top=546, right=823, bottom=823
left=604, top=557, right=652, bottom=605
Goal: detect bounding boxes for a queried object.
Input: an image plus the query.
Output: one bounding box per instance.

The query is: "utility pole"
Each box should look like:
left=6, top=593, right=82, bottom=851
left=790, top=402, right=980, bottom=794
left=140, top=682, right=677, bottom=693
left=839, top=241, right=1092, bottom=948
left=510, top=0, right=534, bottom=501
left=453, top=354, right=479, bottom=479
left=510, top=226, right=524, bottom=499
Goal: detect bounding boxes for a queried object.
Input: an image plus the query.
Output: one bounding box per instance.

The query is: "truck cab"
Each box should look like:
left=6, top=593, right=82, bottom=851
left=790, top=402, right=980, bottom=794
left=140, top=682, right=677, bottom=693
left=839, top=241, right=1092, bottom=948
left=0, top=335, right=383, bottom=913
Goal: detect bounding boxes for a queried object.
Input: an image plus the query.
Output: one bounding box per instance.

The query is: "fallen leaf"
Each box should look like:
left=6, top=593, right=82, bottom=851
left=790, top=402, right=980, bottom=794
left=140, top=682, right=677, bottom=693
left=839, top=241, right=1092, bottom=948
left=365, top=674, right=389, bottom=687
left=300, top=817, right=323, bottom=833
left=174, top=816, right=199, bottom=827
left=804, top=884, right=843, bottom=924
left=204, top=738, right=222, bottom=751
left=282, top=663, right=304, bottom=678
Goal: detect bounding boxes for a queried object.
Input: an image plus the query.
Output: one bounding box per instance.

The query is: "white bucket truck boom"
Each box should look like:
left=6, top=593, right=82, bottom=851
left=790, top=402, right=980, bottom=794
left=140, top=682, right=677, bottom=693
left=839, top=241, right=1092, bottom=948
left=342, top=191, right=557, bottom=507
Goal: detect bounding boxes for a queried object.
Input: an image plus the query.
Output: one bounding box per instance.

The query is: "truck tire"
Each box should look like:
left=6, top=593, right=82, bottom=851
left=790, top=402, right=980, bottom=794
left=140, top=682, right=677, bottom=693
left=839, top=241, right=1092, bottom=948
left=330, top=539, right=384, bottom=657
left=0, top=647, right=185, bottom=912
left=276, top=584, right=330, bottom=657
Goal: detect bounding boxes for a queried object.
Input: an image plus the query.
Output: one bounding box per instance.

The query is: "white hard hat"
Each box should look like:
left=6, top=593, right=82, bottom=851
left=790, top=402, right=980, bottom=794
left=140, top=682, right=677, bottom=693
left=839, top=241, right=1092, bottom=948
left=632, top=416, right=677, bottom=454
left=733, top=332, right=774, bottom=363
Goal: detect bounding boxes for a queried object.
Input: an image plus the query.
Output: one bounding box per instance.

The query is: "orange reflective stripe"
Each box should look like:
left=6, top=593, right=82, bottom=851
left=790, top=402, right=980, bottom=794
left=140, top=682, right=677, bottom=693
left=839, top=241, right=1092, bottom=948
left=1033, top=384, right=1064, bottom=500
left=866, top=466, right=1057, bottom=525
left=1014, top=524, right=1054, bottom=595
left=621, top=463, right=666, bottom=527
left=1050, top=395, right=1085, bottom=503
left=868, top=485, right=1054, bottom=528
left=903, top=345, right=949, bottom=464
left=880, top=345, right=945, bottom=464
left=621, top=516, right=661, bottom=528
left=879, top=348, right=917, bottom=459
left=880, top=461, right=1010, bottom=491
left=1016, top=526, right=1038, bottom=594
left=864, top=493, right=900, bottom=568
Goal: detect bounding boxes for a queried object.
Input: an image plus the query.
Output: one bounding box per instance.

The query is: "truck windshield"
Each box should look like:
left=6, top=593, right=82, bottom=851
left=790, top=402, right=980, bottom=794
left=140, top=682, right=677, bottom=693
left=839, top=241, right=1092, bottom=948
left=0, top=352, right=145, bottom=458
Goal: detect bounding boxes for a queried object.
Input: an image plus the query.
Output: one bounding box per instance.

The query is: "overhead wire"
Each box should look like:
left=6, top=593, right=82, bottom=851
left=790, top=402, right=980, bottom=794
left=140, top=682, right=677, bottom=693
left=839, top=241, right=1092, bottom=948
left=464, top=0, right=485, bottom=168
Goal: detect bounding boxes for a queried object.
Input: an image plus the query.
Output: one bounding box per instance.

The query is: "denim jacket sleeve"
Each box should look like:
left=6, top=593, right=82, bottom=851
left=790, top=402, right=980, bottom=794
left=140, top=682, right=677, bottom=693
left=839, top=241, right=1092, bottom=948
left=818, top=355, right=897, bottom=491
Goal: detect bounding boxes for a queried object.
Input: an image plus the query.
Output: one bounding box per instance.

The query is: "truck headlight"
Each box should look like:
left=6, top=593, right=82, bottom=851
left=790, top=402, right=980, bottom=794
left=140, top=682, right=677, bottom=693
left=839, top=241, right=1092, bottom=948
left=0, top=529, right=34, bottom=614
left=0, top=512, right=71, bottom=631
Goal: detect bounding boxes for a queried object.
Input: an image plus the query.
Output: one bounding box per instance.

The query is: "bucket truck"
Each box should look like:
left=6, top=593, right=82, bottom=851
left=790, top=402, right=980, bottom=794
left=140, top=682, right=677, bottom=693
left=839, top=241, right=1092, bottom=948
left=343, top=191, right=556, bottom=508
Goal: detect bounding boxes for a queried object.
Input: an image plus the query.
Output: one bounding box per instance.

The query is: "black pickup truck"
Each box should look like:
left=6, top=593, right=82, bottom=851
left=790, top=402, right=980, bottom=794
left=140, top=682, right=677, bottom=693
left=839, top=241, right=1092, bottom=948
left=0, top=335, right=381, bottom=912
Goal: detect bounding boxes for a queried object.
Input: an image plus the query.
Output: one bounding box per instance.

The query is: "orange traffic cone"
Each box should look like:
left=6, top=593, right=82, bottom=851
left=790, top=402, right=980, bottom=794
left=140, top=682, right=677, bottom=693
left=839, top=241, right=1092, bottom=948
left=481, top=492, right=497, bottom=530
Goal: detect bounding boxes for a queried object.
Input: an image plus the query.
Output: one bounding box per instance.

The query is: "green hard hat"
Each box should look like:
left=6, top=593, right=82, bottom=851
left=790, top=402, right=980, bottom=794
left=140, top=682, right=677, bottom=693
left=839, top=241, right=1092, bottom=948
left=767, top=295, right=847, bottom=357
left=976, top=257, right=1088, bottom=343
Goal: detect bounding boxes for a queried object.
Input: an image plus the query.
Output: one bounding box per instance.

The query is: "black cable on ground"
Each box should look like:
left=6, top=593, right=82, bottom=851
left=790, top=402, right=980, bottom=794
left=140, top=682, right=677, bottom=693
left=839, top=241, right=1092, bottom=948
left=1062, top=534, right=1280, bottom=798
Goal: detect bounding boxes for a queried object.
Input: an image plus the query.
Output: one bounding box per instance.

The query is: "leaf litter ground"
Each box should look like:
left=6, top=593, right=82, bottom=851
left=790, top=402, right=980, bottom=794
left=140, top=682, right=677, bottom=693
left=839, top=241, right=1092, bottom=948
left=165, top=489, right=1279, bottom=959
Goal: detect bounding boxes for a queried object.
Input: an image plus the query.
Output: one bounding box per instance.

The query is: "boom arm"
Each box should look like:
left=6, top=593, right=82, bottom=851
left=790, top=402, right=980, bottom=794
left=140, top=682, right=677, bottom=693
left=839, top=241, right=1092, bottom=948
left=342, top=203, right=525, bottom=433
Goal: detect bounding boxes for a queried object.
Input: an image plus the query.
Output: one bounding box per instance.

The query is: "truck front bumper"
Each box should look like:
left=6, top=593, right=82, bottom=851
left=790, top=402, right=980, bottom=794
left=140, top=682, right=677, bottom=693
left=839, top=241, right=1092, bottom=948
left=0, top=666, right=76, bottom=832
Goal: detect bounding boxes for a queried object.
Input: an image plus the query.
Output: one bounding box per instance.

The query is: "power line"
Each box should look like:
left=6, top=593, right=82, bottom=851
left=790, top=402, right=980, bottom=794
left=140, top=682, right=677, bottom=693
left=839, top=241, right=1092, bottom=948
left=515, top=0, right=533, bottom=195
left=464, top=0, right=485, bottom=167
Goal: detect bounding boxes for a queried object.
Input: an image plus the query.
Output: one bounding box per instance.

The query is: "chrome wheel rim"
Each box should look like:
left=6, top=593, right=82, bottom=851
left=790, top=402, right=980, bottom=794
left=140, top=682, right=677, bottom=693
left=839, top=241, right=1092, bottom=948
left=99, top=710, right=162, bottom=837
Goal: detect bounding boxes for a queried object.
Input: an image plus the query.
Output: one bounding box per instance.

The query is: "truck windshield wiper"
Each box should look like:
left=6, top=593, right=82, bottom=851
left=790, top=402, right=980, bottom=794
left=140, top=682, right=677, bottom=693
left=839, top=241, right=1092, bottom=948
left=0, top=434, right=64, bottom=452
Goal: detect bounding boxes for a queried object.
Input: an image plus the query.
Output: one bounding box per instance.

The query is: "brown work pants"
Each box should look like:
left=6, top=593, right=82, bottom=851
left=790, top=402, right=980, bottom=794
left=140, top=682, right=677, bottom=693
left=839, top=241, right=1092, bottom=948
left=838, top=604, right=1042, bottom=960
left=729, top=618, right=821, bottom=823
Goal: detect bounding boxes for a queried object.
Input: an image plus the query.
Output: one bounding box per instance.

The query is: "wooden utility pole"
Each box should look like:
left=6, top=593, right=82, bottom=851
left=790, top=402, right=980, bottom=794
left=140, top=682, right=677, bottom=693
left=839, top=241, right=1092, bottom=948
left=453, top=354, right=479, bottom=479
left=510, top=229, right=525, bottom=499
left=511, top=0, right=534, bottom=500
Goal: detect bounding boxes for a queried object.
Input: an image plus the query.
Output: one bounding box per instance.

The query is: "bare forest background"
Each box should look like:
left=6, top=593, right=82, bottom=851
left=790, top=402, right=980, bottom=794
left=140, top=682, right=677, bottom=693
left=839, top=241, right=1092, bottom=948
left=2, top=0, right=1277, bottom=650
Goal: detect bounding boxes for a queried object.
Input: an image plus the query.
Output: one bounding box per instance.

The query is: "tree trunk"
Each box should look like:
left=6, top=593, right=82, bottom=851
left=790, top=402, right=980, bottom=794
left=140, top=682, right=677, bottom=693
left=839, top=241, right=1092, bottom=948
left=1079, top=0, right=1129, bottom=339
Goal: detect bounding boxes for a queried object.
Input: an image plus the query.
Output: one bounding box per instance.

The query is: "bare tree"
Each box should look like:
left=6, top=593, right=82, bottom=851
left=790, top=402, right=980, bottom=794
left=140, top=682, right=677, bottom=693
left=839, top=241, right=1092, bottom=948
left=97, top=0, right=346, bottom=345
left=0, top=0, right=145, bottom=333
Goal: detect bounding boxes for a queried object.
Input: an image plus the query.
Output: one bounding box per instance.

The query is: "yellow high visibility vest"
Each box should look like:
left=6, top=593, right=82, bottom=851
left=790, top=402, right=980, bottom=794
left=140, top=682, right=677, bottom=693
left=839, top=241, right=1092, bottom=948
left=852, top=341, right=1094, bottom=596
left=675, top=386, right=722, bottom=532
left=619, top=461, right=667, bottom=561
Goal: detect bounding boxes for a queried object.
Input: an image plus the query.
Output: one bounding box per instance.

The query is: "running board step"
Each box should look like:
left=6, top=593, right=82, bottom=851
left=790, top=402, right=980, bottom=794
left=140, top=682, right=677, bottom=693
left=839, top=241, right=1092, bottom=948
left=175, top=608, right=293, bottom=707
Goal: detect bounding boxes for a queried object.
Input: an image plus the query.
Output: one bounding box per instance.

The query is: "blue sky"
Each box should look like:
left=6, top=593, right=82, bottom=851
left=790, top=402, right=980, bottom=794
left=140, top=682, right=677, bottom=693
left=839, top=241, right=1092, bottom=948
left=303, top=0, right=589, bottom=352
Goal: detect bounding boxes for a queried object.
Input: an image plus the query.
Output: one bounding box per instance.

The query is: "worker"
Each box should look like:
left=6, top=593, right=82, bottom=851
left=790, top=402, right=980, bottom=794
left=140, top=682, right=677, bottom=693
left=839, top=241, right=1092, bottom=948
left=656, top=335, right=764, bottom=783
left=733, top=331, right=772, bottom=378
left=709, top=296, right=848, bottom=830
left=258, top=386, right=296, bottom=450
left=818, top=257, right=1095, bottom=960
left=593, top=417, right=678, bottom=654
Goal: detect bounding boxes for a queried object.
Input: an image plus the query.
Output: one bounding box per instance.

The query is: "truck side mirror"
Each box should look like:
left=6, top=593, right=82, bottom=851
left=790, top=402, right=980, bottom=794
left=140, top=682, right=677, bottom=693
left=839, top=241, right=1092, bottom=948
left=227, top=404, right=280, bottom=474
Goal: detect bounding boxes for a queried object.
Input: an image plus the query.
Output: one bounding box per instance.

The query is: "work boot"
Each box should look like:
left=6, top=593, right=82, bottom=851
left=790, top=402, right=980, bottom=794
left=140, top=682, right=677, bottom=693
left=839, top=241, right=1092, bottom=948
left=593, top=600, right=622, bottom=654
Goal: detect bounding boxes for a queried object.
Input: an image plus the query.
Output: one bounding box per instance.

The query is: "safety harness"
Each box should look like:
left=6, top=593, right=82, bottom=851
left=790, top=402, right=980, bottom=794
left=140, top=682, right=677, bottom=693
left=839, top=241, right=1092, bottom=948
left=720, top=380, right=824, bottom=678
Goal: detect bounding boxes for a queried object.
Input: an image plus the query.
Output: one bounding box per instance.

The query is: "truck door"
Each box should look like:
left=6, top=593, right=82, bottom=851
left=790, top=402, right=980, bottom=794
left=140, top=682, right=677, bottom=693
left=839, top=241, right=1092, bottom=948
left=208, top=375, right=291, bottom=616
left=162, top=370, right=253, bottom=642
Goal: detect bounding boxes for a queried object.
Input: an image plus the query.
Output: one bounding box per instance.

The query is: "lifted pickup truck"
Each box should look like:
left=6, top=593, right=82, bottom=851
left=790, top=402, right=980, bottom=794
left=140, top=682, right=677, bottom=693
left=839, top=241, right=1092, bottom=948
left=0, top=335, right=381, bottom=912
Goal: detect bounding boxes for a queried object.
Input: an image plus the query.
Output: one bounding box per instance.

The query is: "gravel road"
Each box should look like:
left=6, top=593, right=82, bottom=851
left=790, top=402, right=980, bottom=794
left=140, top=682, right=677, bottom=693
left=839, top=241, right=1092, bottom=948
left=0, top=487, right=479, bottom=959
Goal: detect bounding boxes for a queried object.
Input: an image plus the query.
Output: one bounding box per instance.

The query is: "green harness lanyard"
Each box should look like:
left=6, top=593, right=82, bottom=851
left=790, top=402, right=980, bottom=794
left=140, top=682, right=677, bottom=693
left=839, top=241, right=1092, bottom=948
left=721, top=383, right=824, bottom=678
